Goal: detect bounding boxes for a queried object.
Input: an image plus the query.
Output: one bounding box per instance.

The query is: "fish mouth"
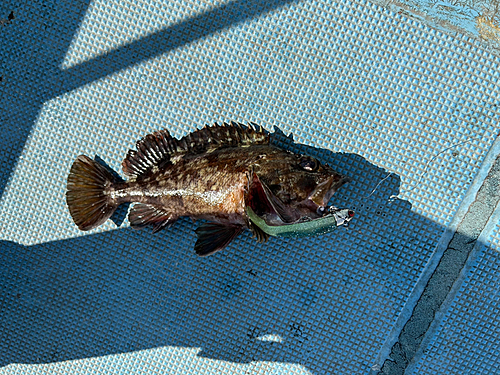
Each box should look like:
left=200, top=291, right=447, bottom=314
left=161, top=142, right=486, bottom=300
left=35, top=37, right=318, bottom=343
left=249, top=172, right=351, bottom=226
left=309, top=176, right=350, bottom=211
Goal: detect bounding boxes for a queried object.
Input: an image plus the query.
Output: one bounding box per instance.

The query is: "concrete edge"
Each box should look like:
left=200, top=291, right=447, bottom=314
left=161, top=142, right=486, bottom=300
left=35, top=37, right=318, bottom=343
left=368, top=133, right=500, bottom=374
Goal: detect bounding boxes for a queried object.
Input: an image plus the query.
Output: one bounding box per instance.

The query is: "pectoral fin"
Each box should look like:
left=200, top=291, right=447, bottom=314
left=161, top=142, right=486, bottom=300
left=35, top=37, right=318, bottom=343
left=194, top=223, right=243, bottom=256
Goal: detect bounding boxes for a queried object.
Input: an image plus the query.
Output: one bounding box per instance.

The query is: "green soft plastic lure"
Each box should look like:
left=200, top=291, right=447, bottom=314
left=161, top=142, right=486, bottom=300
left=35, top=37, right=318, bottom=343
left=246, top=206, right=354, bottom=238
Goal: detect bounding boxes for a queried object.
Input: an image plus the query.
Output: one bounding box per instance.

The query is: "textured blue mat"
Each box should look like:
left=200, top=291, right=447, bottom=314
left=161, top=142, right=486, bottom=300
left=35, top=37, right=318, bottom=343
left=1, top=0, right=500, bottom=374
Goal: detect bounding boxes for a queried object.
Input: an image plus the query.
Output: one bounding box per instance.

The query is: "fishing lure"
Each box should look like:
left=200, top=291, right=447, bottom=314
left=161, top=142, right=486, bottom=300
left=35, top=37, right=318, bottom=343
left=245, top=206, right=354, bottom=238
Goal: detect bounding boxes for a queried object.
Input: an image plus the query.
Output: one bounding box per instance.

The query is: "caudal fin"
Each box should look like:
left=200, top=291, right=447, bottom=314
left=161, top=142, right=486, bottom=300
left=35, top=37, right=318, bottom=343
left=66, top=155, right=121, bottom=231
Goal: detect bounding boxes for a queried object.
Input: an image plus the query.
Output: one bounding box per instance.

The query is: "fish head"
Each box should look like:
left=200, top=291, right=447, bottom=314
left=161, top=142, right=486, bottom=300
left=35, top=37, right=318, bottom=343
left=251, top=153, right=349, bottom=223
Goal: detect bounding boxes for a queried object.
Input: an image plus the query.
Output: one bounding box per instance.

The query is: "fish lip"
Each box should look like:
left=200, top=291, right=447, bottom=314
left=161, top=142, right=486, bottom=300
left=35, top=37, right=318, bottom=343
left=309, top=177, right=335, bottom=207
left=310, top=176, right=350, bottom=207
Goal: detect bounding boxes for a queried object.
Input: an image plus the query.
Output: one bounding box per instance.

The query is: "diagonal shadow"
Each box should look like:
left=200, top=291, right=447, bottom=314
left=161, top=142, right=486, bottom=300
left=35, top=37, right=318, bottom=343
left=60, top=0, right=300, bottom=95
left=0, top=0, right=93, bottom=200
left=0, top=133, right=447, bottom=374
left=0, top=0, right=301, bottom=201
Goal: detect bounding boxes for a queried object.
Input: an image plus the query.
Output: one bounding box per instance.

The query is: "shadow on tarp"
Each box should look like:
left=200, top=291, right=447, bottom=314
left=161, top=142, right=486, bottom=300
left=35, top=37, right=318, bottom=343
left=0, top=0, right=301, bottom=200
left=0, top=135, right=445, bottom=374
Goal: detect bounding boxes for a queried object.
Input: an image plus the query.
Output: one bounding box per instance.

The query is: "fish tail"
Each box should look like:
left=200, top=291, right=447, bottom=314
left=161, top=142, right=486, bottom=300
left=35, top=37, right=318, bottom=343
left=66, top=155, right=121, bottom=231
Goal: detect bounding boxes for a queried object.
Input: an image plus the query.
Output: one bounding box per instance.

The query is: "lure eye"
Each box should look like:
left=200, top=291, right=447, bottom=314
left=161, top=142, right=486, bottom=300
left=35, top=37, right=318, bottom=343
left=316, top=206, right=326, bottom=215
left=299, top=157, right=318, bottom=171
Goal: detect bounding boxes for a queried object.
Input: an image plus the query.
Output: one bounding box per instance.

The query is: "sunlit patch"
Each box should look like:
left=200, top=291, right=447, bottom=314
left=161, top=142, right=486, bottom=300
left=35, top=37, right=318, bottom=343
left=60, top=0, right=230, bottom=69
left=256, top=334, right=283, bottom=343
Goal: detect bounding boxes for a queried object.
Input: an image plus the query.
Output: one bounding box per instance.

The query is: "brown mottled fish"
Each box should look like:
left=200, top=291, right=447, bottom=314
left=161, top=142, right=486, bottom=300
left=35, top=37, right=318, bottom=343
left=66, top=122, right=350, bottom=256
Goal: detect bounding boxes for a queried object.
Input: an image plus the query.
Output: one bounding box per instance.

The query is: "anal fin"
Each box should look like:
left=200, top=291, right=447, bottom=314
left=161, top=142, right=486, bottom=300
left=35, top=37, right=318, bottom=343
left=194, top=223, right=243, bottom=256
left=128, top=203, right=177, bottom=233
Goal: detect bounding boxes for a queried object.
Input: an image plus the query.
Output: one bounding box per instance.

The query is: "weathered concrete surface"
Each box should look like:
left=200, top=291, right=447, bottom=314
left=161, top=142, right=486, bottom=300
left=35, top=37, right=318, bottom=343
left=374, top=0, right=500, bottom=52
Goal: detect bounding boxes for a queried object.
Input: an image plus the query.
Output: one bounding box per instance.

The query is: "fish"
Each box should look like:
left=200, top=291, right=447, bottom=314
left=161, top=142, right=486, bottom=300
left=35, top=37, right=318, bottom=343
left=66, top=122, right=351, bottom=256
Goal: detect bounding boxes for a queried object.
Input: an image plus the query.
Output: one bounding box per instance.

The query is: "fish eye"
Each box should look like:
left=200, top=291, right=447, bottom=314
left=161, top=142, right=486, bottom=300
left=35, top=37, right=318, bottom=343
left=299, top=157, right=318, bottom=171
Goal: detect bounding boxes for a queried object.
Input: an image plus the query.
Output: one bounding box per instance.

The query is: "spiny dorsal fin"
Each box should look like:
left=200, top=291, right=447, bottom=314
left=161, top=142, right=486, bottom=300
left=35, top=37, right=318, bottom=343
left=122, top=129, right=177, bottom=178
left=122, top=121, right=269, bottom=179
